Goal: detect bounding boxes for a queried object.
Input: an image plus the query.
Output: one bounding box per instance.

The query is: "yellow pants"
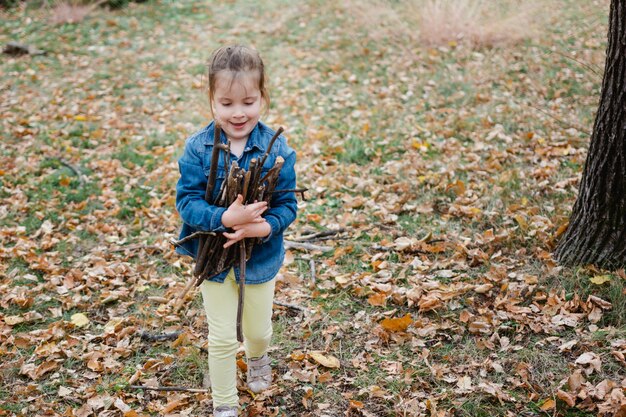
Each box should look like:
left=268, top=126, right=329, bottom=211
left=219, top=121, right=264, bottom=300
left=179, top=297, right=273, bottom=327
left=200, top=269, right=275, bottom=407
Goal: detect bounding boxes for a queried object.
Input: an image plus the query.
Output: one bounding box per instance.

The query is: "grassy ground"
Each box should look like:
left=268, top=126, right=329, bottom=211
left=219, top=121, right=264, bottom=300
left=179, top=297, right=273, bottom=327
left=1, top=0, right=625, bottom=416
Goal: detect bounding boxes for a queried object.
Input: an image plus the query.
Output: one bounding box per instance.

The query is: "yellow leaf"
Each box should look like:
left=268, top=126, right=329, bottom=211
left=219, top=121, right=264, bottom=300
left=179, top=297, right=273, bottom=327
left=5, top=315, right=25, bottom=326
left=308, top=351, right=340, bottom=368
left=540, top=399, right=555, bottom=411
left=71, top=313, right=90, bottom=328
left=513, top=214, right=527, bottom=230
left=380, top=313, right=413, bottom=332
left=590, top=275, right=611, bottom=285
left=74, top=115, right=87, bottom=121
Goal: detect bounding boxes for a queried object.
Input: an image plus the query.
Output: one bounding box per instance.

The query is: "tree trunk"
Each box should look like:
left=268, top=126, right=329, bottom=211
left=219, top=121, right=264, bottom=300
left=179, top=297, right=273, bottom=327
left=554, top=0, right=626, bottom=268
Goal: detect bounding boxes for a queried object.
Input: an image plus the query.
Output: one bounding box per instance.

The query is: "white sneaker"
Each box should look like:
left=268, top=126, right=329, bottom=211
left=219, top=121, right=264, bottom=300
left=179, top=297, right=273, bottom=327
left=214, top=405, right=238, bottom=417
left=247, top=354, right=272, bottom=393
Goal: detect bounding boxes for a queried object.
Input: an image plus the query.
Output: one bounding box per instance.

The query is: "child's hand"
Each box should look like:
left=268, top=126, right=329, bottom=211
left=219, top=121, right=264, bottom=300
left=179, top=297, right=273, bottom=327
left=221, top=195, right=267, bottom=228
left=223, top=221, right=271, bottom=248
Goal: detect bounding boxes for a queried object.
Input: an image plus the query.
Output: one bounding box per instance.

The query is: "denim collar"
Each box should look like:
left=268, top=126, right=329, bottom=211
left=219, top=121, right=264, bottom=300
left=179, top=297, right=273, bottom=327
left=203, top=121, right=267, bottom=154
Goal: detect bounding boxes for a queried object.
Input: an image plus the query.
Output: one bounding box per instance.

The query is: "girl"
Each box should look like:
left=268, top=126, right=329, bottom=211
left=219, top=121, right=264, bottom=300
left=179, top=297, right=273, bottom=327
left=175, top=45, right=298, bottom=417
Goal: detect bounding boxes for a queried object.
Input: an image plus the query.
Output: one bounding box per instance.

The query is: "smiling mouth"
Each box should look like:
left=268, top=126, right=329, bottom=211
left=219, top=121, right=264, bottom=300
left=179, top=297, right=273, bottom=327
left=231, top=121, right=247, bottom=128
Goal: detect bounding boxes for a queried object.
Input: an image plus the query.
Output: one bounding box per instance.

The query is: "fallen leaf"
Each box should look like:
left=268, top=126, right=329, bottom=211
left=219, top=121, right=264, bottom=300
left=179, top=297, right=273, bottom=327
left=590, top=275, right=611, bottom=285
left=309, top=351, right=340, bottom=368
left=162, top=399, right=185, bottom=414
left=540, top=398, right=555, bottom=411
left=367, top=292, right=387, bottom=306
left=557, top=389, right=576, bottom=407
left=474, top=283, right=493, bottom=294
left=71, top=313, right=90, bottom=328
left=4, top=316, right=25, bottom=326
left=575, top=352, right=602, bottom=374
left=380, top=313, right=413, bottom=332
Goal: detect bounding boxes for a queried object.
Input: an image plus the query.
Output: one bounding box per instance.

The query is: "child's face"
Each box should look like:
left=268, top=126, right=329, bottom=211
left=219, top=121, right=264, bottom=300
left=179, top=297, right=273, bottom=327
left=212, top=71, right=262, bottom=142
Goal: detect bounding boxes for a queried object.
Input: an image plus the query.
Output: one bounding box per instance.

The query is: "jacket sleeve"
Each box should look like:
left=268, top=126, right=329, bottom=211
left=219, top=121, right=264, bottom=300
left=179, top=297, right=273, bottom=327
left=175, top=140, right=227, bottom=232
left=263, top=148, right=298, bottom=241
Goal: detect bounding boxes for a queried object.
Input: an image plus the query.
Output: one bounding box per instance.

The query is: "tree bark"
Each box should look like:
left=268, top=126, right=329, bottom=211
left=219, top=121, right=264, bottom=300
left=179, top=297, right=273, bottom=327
left=554, top=0, right=626, bottom=268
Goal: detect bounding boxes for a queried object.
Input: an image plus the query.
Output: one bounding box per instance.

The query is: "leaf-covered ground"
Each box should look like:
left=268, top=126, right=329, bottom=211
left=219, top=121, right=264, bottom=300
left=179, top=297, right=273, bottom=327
left=1, top=1, right=625, bottom=416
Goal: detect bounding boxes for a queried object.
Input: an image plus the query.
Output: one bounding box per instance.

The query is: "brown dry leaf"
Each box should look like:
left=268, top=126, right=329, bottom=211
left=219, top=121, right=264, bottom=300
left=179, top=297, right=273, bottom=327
left=380, top=313, right=413, bottom=332
left=474, top=283, right=493, bottom=294
left=568, top=369, right=586, bottom=392
left=468, top=320, right=491, bottom=334
left=349, top=399, right=364, bottom=409
left=557, top=390, right=576, bottom=407
left=575, top=352, right=602, bottom=374
left=162, top=398, right=185, bottom=414
left=308, top=351, right=340, bottom=368
left=237, top=358, right=248, bottom=371
left=367, top=292, right=387, bottom=306
left=418, top=294, right=443, bottom=312
left=446, top=179, right=466, bottom=195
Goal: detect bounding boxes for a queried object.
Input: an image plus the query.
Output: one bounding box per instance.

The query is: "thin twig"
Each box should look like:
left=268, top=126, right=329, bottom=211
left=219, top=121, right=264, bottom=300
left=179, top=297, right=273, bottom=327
left=174, top=276, right=197, bottom=312
left=274, top=300, right=307, bottom=313
left=258, top=127, right=284, bottom=169
left=268, top=187, right=308, bottom=201
left=292, top=228, right=345, bottom=242
left=546, top=49, right=602, bottom=77
left=284, top=240, right=333, bottom=252
left=128, top=385, right=207, bottom=393
left=170, top=231, right=216, bottom=247
left=528, top=104, right=591, bottom=137
left=370, top=244, right=426, bottom=254
left=309, top=259, right=316, bottom=289
left=138, top=331, right=182, bottom=342
left=47, top=157, right=87, bottom=185
left=236, top=241, right=246, bottom=343
left=110, top=244, right=162, bottom=253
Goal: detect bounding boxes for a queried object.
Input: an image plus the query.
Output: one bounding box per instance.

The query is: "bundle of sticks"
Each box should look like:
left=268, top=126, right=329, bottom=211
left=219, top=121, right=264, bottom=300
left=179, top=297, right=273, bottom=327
left=174, top=123, right=287, bottom=342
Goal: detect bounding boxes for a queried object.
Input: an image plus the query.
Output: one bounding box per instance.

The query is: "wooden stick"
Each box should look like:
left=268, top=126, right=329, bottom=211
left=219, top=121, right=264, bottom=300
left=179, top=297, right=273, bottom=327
left=139, top=331, right=182, bottom=342
left=128, top=385, right=208, bottom=393
left=170, top=231, right=216, bottom=247
left=236, top=241, right=246, bottom=343
left=309, top=259, right=316, bottom=289
left=274, top=300, right=307, bottom=313
left=174, top=276, right=197, bottom=312
left=292, top=228, right=345, bottom=242
left=258, top=127, right=284, bottom=169
left=195, top=124, right=223, bottom=277
left=284, top=240, right=333, bottom=252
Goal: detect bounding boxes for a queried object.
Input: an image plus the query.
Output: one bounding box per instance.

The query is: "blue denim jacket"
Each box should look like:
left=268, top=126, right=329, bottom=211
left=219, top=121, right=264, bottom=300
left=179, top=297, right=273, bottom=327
left=175, top=121, right=298, bottom=284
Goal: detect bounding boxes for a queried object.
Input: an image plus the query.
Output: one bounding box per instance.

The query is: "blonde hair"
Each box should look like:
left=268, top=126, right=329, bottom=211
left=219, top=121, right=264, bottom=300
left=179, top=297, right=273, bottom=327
left=205, top=45, right=270, bottom=116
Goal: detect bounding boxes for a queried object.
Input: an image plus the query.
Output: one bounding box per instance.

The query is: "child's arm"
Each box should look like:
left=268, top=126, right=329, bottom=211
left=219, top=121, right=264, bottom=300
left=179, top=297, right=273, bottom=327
left=222, top=220, right=271, bottom=248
